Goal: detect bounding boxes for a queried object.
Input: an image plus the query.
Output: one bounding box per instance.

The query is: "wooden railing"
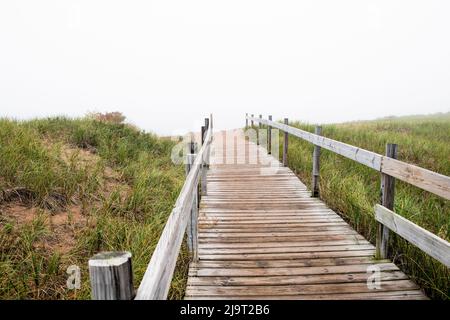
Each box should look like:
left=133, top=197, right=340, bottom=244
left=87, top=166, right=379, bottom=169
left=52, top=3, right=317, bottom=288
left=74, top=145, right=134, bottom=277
left=88, top=116, right=213, bottom=300
left=245, top=114, right=450, bottom=267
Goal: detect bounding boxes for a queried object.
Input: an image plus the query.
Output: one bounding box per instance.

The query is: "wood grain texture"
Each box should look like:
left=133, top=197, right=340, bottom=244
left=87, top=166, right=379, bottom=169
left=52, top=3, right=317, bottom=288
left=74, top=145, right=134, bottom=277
left=312, top=125, right=322, bottom=197
left=375, top=204, right=450, bottom=267
left=185, top=130, right=427, bottom=300
left=89, top=252, right=134, bottom=300
left=377, top=143, right=398, bottom=259
left=381, top=156, right=450, bottom=200
left=135, top=125, right=213, bottom=300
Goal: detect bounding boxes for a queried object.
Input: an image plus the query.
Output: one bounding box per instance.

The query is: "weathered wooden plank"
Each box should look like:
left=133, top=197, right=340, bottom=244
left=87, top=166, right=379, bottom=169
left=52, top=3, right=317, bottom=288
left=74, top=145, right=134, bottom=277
left=187, top=271, right=408, bottom=286
left=375, top=204, right=450, bottom=267
left=191, top=262, right=397, bottom=277
left=185, top=290, right=427, bottom=300
left=185, top=279, right=419, bottom=296
left=190, top=257, right=387, bottom=269
left=198, top=239, right=370, bottom=249
left=198, top=244, right=374, bottom=255
left=199, top=249, right=375, bottom=260
left=199, top=234, right=369, bottom=243
left=198, top=230, right=358, bottom=238
left=199, top=226, right=354, bottom=234
left=199, top=224, right=349, bottom=232
left=381, top=156, right=450, bottom=200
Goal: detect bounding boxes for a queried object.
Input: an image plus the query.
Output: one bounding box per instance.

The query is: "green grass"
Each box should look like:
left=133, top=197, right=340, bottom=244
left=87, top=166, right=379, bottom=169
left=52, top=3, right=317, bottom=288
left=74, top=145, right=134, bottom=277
left=0, top=117, right=186, bottom=299
left=279, top=112, right=450, bottom=299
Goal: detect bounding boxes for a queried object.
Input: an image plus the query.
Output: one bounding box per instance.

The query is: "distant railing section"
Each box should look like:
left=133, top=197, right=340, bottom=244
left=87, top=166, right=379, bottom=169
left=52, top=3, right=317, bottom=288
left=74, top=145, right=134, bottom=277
left=245, top=113, right=450, bottom=267
left=88, top=115, right=214, bottom=300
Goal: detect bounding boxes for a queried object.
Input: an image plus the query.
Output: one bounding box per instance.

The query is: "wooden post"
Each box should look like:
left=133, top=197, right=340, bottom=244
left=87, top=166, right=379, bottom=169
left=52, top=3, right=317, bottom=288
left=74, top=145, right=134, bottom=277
left=256, top=114, right=262, bottom=145
left=185, top=141, right=195, bottom=254
left=312, top=126, right=322, bottom=197
left=201, top=125, right=208, bottom=196
left=89, top=252, right=134, bottom=300
left=259, top=114, right=262, bottom=129
left=210, top=113, right=213, bottom=129
left=268, top=115, right=272, bottom=154
left=191, top=177, right=199, bottom=261
left=245, top=113, right=248, bottom=129
left=201, top=126, right=206, bottom=145
left=283, top=118, right=289, bottom=166
left=205, top=118, right=210, bottom=130
left=376, top=143, right=398, bottom=259
left=185, top=150, right=198, bottom=260
left=185, top=141, right=195, bottom=176
left=251, top=114, right=254, bottom=127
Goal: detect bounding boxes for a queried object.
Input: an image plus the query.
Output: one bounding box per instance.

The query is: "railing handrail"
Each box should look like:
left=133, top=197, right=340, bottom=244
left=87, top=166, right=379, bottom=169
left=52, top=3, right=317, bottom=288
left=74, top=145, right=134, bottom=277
left=375, top=204, right=450, bottom=267
left=246, top=113, right=449, bottom=266
left=246, top=115, right=450, bottom=200
left=135, top=120, right=213, bottom=300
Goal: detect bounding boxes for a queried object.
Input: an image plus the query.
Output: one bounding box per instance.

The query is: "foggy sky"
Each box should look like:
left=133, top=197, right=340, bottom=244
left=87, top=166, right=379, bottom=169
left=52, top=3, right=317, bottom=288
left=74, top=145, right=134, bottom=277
left=1, top=1, right=449, bottom=135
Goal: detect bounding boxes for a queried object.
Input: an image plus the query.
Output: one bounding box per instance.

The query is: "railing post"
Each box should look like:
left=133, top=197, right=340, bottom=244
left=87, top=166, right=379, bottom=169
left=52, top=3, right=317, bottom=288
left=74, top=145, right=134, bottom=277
left=256, top=115, right=262, bottom=145
left=245, top=113, right=248, bottom=129
left=251, top=114, right=254, bottom=128
left=201, top=123, right=208, bottom=196
left=268, top=115, right=272, bottom=154
left=283, top=118, right=289, bottom=166
left=376, top=143, right=398, bottom=259
left=312, top=126, right=322, bottom=197
left=185, top=140, right=195, bottom=176
left=201, top=126, right=206, bottom=145
left=185, top=141, right=195, bottom=254
left=89, top=252, right=134, bottom=300
left=204, top=118, right=211, bottom=169
left=191, top=174, right=199, bottom=261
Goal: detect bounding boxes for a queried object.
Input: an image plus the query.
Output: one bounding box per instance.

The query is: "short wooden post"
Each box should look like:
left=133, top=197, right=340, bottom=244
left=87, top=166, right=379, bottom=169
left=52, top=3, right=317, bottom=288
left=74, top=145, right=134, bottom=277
left=89, top=251, right=134, bottom=300
left=259, top=114, right=262, bottom=129
left=268, top=115, right=272, bottom=154
left=210, top=113, right=213, bottom=129
left=376, top=143, right=398, bottom=259
left=245, top=113, right=248, bottom=129
left=312, top=126, right=322, bottom=197
left=282, top=118, right=289, bottom=166
left=205, top=118, right=210, bottom=131
left=251, top=114, right=254, bottom=127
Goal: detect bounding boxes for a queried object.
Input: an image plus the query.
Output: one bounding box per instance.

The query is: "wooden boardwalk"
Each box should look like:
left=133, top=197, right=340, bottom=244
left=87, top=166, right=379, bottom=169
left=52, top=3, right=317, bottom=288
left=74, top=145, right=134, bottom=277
left=185, top=129, right=427, bottom=300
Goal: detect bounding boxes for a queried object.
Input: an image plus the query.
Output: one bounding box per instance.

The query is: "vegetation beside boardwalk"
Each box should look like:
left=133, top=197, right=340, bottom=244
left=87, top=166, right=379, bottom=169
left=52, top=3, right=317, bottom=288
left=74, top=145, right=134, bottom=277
left=282, top=112, right=450, bottom=299
left=0, top=114, right=188, bottom=299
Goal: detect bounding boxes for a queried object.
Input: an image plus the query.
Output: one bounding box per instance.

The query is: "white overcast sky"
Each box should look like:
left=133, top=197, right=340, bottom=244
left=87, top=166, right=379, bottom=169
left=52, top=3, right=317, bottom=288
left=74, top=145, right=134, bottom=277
left=1, top=1, right=449, bottom=135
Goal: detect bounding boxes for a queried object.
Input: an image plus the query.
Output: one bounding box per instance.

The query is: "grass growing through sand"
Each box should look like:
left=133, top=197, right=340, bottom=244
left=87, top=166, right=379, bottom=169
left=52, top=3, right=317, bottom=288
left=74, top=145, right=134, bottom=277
left=0, top=116, right=187, bottom=299
left=280, top=112, right=450, bottom=299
